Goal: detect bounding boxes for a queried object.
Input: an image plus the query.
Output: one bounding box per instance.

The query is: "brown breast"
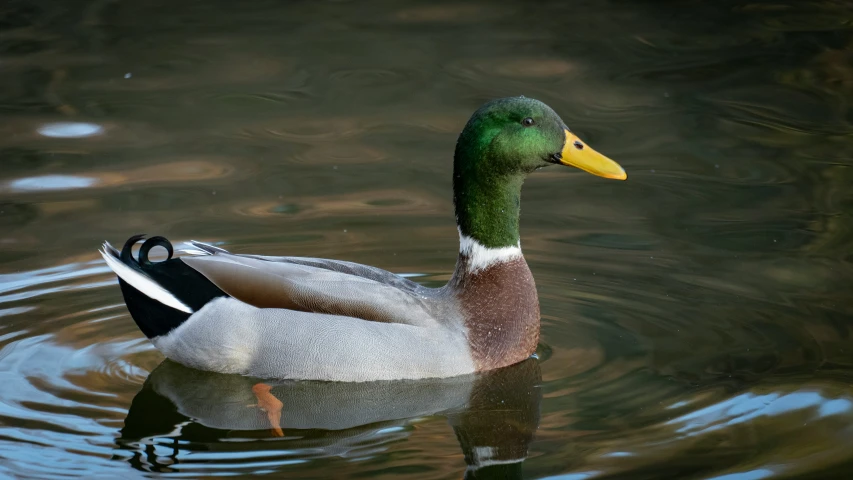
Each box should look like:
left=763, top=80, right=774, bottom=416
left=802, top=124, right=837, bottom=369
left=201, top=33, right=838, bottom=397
left=447, top=256, right=540, bottom=371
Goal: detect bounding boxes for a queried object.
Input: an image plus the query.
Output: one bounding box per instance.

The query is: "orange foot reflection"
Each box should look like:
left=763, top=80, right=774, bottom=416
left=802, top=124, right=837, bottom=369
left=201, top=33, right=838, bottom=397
left=252, top=383, right=284, bottom=437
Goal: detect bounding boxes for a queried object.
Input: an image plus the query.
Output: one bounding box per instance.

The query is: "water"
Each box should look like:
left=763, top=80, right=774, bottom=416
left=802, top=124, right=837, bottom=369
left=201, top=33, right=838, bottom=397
left=1, top=0, right=853, bottom=477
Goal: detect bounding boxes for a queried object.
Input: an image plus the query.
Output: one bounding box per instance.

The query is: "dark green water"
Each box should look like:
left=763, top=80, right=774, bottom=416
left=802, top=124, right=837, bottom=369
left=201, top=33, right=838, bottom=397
left=2, top=0, right=853, bottom=478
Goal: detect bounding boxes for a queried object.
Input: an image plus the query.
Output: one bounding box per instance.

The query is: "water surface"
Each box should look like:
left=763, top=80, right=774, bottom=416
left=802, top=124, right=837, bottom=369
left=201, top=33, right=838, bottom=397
left=1, top=0, right=853, bottom=478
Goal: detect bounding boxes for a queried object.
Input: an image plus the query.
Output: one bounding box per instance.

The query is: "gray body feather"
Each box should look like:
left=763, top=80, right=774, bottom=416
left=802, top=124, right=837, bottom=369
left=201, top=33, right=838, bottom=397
left=152, top=246, right=476, bottom=381
left=153, top=297, right=475, bottom=381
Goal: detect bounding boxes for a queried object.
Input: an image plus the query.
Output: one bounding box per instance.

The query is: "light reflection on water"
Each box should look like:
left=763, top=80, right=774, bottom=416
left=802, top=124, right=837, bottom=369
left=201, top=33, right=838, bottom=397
left=37, top=122, right=104, bottom=138
left=1, top=0, right=853, bottom=478
left=6, top=175, right=99, bottom=192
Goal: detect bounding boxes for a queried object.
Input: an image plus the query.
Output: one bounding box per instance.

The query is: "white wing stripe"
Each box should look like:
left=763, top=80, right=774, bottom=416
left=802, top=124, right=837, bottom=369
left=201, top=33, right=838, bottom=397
left=99, top=249, right=193, bottom=313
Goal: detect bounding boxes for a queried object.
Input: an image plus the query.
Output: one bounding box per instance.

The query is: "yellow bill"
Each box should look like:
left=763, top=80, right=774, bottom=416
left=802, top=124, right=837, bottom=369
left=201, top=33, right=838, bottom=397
left=558, top=130, right=627, bottom=180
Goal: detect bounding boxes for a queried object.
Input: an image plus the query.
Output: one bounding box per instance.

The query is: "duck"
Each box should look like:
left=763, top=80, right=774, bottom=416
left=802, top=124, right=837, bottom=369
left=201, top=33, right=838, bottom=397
left=100, top=96, right=626, bottom=382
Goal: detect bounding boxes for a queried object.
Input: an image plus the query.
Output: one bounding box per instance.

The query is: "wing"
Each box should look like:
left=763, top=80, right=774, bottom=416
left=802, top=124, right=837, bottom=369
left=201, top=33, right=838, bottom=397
left=185, top=240, right=422, bottom=292
left=180, top=249, right=446, bottom=327
left=242, top=255, right=423, bottom=293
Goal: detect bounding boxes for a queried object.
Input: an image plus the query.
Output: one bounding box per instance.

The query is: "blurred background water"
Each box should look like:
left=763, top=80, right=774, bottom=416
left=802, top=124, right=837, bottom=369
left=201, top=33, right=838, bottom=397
left=1, top=0, right=853, bottom=478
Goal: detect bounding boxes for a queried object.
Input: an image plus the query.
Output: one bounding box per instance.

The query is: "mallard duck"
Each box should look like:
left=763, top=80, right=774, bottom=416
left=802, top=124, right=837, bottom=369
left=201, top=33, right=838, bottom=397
left=100, top=96, right=626, bottom=382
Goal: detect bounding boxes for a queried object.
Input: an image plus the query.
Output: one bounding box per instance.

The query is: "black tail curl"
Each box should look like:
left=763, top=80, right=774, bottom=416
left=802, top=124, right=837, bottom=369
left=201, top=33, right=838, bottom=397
left=121, top=234, right=174, bottom=266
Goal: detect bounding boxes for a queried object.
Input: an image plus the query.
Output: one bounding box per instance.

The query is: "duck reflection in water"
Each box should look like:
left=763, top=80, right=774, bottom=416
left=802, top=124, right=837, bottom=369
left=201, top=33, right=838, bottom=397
left=118, top=357, right=542, bottom=478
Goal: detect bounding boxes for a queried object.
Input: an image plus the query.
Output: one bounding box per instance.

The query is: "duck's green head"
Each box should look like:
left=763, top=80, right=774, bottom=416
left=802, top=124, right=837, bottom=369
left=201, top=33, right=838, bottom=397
left=454, top=97, right=626, bottom=249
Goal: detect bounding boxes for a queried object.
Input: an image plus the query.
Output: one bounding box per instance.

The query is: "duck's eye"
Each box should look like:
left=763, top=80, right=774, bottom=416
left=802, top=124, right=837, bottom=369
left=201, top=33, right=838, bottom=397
left=522, top=117, right=535, bottom=127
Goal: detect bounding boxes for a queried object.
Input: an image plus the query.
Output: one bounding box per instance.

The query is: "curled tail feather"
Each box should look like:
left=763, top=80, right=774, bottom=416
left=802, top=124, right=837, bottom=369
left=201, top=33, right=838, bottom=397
left=100, top=235, right=227, bottom=338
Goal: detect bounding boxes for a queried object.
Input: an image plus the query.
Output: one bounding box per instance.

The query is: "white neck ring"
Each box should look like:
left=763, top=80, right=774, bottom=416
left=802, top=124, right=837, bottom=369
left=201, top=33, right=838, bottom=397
left=458, top=228, right=522, bottom=273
